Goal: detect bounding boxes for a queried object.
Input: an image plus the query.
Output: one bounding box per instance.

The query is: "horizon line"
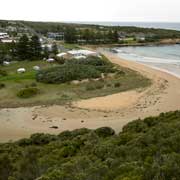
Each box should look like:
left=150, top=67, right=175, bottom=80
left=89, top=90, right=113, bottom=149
left=0, top=19, right=180, bottom=24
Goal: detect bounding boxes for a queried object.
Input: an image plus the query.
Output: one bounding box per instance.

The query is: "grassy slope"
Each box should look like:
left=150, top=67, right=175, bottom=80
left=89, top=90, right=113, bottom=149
left=0, top=59, right=151, bottom=108
left=0, top=111, right=180, bottom=179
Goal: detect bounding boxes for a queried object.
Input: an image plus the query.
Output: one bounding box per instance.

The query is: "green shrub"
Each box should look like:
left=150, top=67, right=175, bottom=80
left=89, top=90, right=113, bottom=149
left=71, top=128, right=92, bottom=137
left=114, top=82, right=121, bottom=88
left=58, top=130, right=73, bottom=140
left=95, top=127, right=115, bottom=138
left=86, top=84, right=96, bottom=91
left=0, top=83, right=5, bottom=89
left=17, top=87, right=40, bottom=98
left=36, top=56, right=117, bottom=84
left=65, top=56, right=111, bottom=67
left=30, top=82, right=37, bottom=87
left=36, top=64, right=102, bottom=84
left=30, top=133, right=57, bottom=145
left=95, top=83, right=104, bottom=89
left=116, top=70, right=125, bottom=75
left=55, top=56, right=65, bottom=64
left=0, top=69, right=8, bottom=76
left=86, top=81, right=104, bottom=91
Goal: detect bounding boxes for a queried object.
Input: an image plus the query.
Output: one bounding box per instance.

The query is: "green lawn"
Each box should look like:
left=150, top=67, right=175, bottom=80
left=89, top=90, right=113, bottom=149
left=59, top=43, right=80, bottom=50
left=0, top=59, right=151, bottom=108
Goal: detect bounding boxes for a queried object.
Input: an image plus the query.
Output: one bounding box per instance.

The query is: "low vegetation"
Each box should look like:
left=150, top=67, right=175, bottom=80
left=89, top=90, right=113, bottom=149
left=1, top=111, right=180, bottom=179
left=0, top=56, right=151, bottom=107
left=17, top=87, right=40, bottom=98
left=0, top=83, right=5, bottom=89
left=36, top=56, right=115, bottom=83
left=0, top=69, right=8, bottom=76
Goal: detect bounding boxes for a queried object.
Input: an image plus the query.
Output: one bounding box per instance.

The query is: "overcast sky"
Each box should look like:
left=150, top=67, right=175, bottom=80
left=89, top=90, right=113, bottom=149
left=0, top=0, right=180, bottom=22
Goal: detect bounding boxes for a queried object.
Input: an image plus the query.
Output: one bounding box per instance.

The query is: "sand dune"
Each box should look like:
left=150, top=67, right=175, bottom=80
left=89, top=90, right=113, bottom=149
left=1, top=51, right=180, bottom=142
left=73, top=90, right=143, bottom=111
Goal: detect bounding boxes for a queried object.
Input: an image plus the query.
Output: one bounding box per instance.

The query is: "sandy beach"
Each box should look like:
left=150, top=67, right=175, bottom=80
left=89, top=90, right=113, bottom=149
left=1, top=51, right=180, bottom=142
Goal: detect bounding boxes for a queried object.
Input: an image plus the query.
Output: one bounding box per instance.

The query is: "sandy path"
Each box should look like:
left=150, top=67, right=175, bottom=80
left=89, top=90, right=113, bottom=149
left=0, top=51, right=180, bottom=142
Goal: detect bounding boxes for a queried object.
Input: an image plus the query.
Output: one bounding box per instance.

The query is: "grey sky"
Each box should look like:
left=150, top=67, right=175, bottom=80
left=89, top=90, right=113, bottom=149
left=0, top=0, right=180, bottom=22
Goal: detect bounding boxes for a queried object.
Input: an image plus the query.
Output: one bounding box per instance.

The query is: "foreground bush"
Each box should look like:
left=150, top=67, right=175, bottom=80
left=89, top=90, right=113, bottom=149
left=17, top=87, right=40, bottom=98
left=1, top=111, right=180, bottom=179
left=95, top=127, right=115, bottom=137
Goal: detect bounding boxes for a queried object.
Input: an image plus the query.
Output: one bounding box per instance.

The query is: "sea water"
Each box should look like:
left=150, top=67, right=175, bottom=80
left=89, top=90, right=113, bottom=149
left=74, top=22, right=180, bottom=31
left=113, top=44, right=180, bottom=78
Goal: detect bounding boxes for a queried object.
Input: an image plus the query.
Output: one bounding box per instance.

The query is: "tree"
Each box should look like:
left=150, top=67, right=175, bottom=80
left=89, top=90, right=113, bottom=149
left=17, top=34, right=30, bottom=60
left=83, top=29, right=91, bottom=43
left=29, top=35, right=42, bottom=60
left=0, top=42, right=15, bottom=63
left=107, top=30, right=114, bottom=43
left=43, top=46, right=49, bottom=58
left=64, top=27, right=77, bottom=43
left=112, top=30, right=119, bottom=43
left=51, top=43, right=58, bottom=55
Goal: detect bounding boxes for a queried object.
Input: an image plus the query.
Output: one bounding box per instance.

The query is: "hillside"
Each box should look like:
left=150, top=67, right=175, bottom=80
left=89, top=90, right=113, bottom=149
left=1, top=110, right=180, bottom=180
left=1, top=19, right=180, bottom=44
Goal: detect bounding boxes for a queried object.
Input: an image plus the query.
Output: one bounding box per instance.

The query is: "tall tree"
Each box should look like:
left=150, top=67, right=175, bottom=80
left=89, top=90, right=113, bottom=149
left=107, top=30, right=114, bottom=43
left=29, top=35, right=42, bottom=60
left=17, top=34, right=30, bottom=60
left=113, top=30, right=119, bottom=43
left=43, top=46, right=50, bottom=58
left=64, top=27, right=77, bottom=43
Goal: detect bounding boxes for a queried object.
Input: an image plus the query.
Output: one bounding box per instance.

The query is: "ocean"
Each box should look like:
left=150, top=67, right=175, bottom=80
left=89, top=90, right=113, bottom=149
left=75, top=22, right=180, bottom=31
left=113, top=44, right=180, bottom=78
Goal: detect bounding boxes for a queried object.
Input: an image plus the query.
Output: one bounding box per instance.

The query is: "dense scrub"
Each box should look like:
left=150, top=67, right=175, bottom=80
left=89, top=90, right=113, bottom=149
left=1, top=111, right=180, bottom=179
left=36, top=56, right=117, bottom=84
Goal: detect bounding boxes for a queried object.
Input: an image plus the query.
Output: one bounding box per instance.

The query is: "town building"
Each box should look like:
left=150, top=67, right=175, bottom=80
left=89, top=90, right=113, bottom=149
left=47, top=32, right=64, bottom=40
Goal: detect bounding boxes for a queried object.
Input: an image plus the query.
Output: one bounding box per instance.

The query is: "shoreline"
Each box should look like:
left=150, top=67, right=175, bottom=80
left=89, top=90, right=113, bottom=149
left=1, top=51, right=180, bottom=142
left=110, top=45, right=180, bottom=79
left=116, top=54, right=180, bottom=79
